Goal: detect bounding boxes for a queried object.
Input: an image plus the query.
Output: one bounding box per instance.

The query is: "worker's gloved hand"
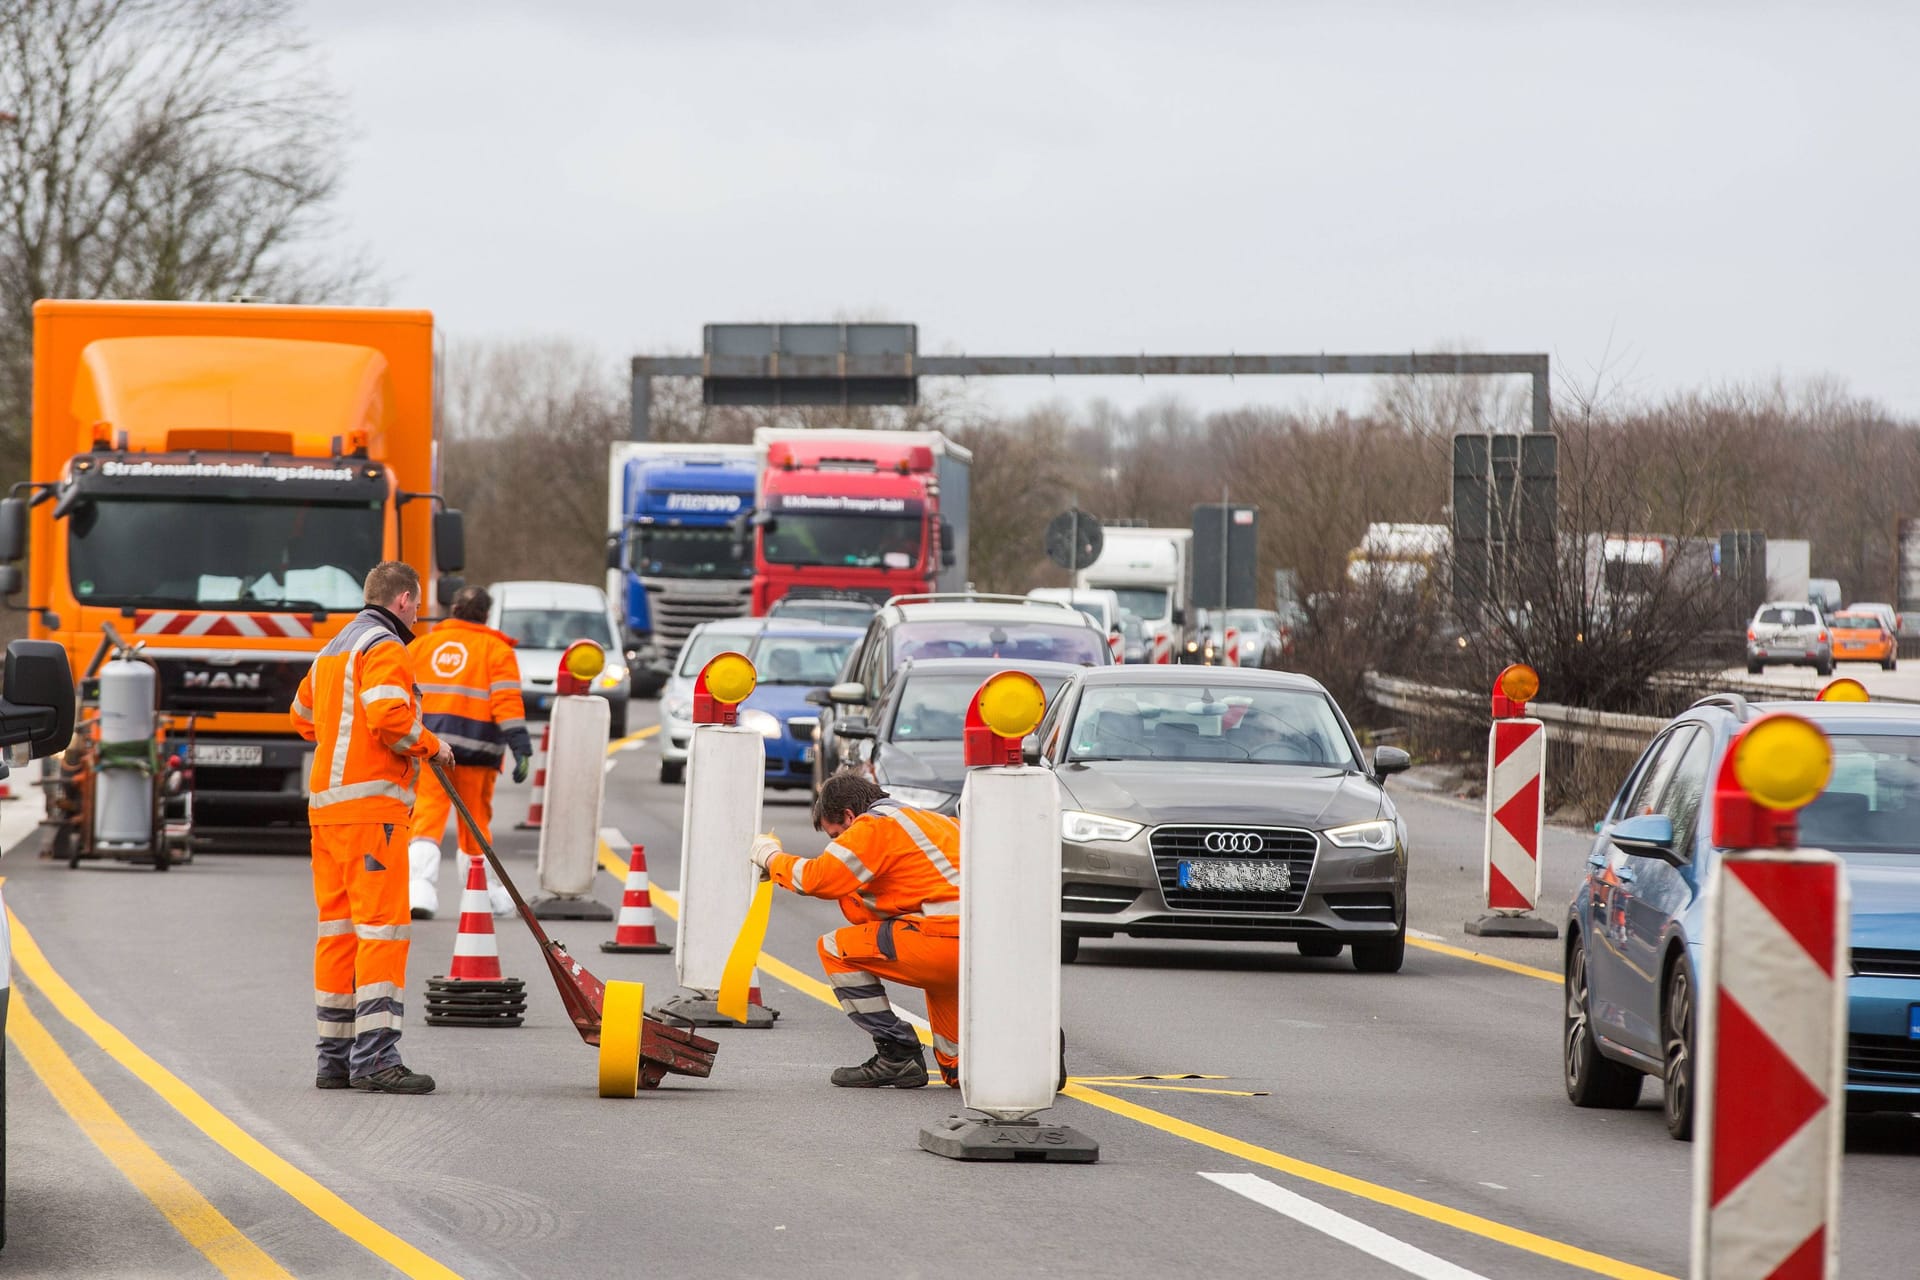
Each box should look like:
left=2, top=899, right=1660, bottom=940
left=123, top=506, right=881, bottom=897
left=433, top=741, right=455, bottom=770
left=512, top=751, right=532, bottom=784
left=748, top=833, right=782, bottom=876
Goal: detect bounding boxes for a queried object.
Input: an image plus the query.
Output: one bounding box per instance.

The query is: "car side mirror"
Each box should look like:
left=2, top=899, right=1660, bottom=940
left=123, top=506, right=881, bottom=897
left=1372, top=745, right=1411, bottom=778
left=433, top=509, right=465, bottom=573
left=0, top=497, right=24, bottom=563
left=828, top=681, right=867, bottom=706
left=834, top=717, right=874, bottom=739
left=1610, top=813, right=1684, bottom=865
left=0, top=639, right=77, bottom=757
left=804, top=687, right=830, bottom=706
left=1021, top=735, right=1042, bottom=764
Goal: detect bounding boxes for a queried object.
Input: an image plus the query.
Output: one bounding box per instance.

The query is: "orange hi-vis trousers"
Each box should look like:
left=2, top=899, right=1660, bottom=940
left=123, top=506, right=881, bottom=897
left=313, top=822, right=411, bottom=1079
left=819, top=915, right=960, bottom=1086
left=411, top=762, right=497, bottom=855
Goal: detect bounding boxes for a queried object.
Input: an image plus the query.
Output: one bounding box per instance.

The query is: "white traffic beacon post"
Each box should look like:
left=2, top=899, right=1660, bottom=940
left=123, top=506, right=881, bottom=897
left=532, top=640, right=614, bottom=920
left=919, top=671, right=1098, bottom=1163
left=1691, top=691, right=1850, bottom=1279
left=1466, top=663, right=1557, bottom=939
left=650, top=653, right=778, bottom=1029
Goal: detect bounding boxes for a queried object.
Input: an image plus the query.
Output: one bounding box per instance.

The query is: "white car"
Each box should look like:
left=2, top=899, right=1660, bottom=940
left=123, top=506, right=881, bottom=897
left=487, top=580, right=633, bottom=738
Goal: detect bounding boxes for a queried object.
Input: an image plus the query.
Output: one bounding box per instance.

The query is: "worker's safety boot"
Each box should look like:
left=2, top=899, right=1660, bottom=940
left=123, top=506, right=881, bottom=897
left=351, top=1063, right=436, bottom=1095
left=830, top=1039, right=929, bottom=1089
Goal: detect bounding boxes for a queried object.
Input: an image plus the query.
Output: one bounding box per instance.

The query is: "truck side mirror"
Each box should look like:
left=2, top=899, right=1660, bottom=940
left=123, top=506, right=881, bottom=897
left=0, top=497, right=24, bottom=562
left=0, top=639, right=77, bottom=757
left=437, top=574, right=464, bottom=603
left=0, top=564, right=18, bottom=601
left=939, top=519, right=955, bottom=567
left=433, top=509, right=466, bottom=573
left=605, top=533, right=622, bottom=572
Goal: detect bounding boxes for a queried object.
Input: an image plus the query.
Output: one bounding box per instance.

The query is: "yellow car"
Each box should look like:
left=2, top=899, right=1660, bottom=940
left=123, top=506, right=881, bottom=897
left=1829, top=610, right=1898, bottom=670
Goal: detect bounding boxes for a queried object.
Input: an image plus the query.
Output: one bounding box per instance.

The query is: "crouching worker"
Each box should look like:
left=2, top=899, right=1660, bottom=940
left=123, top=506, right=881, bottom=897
left=750, top=772, right=961, bottom=1088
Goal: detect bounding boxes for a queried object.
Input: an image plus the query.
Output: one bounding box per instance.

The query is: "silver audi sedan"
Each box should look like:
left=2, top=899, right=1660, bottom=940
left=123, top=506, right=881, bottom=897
left=1028, top=666, right=1412, bottom=972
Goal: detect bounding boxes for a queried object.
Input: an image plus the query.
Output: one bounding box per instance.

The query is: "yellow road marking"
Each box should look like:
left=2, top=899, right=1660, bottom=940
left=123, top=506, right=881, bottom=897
left=6, top=909, right=462, bottom=1280
left=1062, top=1084, right=1676, bottom=1280
left=591, top=839, right=1662, bottom=1279
left=608, top=725, right=661, bottom=749
left=1078, top=1080, right=1268, bottom=1097
left=1077, top=1073, right=1230, bottom=1081
left=1409, top=937, right=1559, bottom=984
left=6, top=988, right=295, bottom=1279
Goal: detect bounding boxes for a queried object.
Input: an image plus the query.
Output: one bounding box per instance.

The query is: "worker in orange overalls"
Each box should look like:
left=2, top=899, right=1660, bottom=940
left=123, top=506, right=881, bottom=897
left=751, top=772, right=961, bottom=1088
left=406, top=585, right=533, bottom=919
left=291, top=561, right=452, bottom=1095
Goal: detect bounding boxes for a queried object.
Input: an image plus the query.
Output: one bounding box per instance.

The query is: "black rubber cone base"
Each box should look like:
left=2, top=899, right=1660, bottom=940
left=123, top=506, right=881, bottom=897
left=1465, top=913, right=1559, bottom=939
left=599, top=939, right=673, bottom=954
left=423, top=976, right=528, bottom=1028
left=530, top=895, right=614, bottom=921
left=919, top=1114, right=1099, bottom=1163
left=648, top=992, right=778, bottom=1029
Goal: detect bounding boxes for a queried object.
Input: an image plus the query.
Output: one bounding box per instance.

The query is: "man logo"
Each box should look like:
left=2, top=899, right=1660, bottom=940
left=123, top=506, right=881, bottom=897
left=1202, top=831, right=1263, bottom=855
left=431, top=641, right=469, bottom=678
left=182, top=669, right=262, bottom=691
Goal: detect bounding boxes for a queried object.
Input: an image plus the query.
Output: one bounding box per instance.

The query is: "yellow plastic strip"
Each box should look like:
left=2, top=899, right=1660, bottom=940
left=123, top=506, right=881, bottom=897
left=597, top=980, right=645, bottom=1098
left=1408, top=937, right=1559, bottom=984
left=6, top=989, right=295, bottom=1279
left=7, top=910, right=462, bottom=1280
left=718, top=879, right=775, bottom=1023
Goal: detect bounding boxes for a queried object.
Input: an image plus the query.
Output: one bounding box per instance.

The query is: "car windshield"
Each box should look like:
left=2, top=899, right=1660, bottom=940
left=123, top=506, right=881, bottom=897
left=891, top=671, right=1072, bottom=742
left=68, top=497, right=380, bottom=611
left=677, top=629, right=750, bottom=676
left=635, top=526, right=750, bottom=580
left=1758, top=606, right=1819, bottom=626
left=1066, top=683, right=1357, bottom=766
left=1799, top=734, right=1920, bottom=855
left=763, top=514, right=922, bottom=569
left=1832, top=613, right=1883, bottom=631
left=1107, top=587, right=1168, bottom=621
left=768, top=600, right=876, bottom=626
left=500, top=608, right=614, bottom=651
left=1223, top=610, right=1273, bottom=632
left=888, top=620, right=1105, bottom=666
left=751, top=633, right=856, bottom=684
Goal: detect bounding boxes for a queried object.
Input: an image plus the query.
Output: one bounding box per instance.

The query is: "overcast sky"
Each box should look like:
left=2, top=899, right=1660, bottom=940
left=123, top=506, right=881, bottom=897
left=301, top=1, right=1920, bottom=420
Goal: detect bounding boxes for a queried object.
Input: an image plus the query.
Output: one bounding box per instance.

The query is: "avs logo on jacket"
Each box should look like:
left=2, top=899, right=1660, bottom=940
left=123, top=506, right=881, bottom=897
left=431, top=642, right=470, bottom=678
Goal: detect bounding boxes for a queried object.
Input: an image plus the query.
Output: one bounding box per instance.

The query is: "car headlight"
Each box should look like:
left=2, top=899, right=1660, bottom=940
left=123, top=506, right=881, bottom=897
left=1062, top=810, right=1144, bottom=843
left=738, top=708, right=782, bottom=739
left=662, top=695, right=691, bottom=721
left=595, top=664, right=628, bottom=690
left=1324, top=819, right=1396, bottom=851
left=885, top=785, right=953, bottom=810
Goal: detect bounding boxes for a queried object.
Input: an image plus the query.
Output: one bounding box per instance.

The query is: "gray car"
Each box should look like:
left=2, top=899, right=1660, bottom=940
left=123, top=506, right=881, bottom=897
left=1029, top=666, right=1412, bottom=971
left=1746, top=600, right=1833, bottom=676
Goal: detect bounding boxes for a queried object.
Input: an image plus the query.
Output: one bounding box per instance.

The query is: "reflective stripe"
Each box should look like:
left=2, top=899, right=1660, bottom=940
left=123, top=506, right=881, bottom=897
left=437, top=732, right=505, bottom=756
left=879, top=805, right=962, bottom=889
left=317, top=918, right=354, bottom=937
left=354, top=923, right=411, bottom=941
left=353, top=1008, right=402, bottom=1032
left=919, top=900, right=960, bottom=917
left=827, top=969, right=873, bottom=989
left=359, top=684, right=411, bottom=705
left=418, top=682, right=489, bottom=698
left=932, top=1033, right=960, bottom=1057
left=394, top=721, right=424, bottom=751
left=316, top=1022, right=355, bottom=1039
left=311, top=779, right=416, bottom=809
left=489, top=681, right=521, bottom=696
left=786, top=856, right=808, bottom=893
left=844, top=994, right=893, bottom=1014
left=329, top=626, right=386, bottom=791
left=291, top=698, right=312, bottom=720
left=497, top=717, right=526, bottom=734
left=820, top=931, right=841, bottom=959
left=823, top=840, right=876, bottom=885
left=315, top=989, right=355, bottom=1009
left=354, top=981, right=402, bottom=1002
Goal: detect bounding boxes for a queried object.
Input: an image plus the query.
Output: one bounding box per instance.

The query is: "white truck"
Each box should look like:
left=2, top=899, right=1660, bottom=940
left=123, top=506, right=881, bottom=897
left=1076, top=527, right=1193, bottom=663
left=1765, top=538, right=1811, bottom=606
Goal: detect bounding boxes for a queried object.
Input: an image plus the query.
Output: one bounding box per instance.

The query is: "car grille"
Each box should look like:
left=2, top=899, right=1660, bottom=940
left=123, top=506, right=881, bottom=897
left=1062, top=883, right=1137, bottom=914
left=1150, top=825, right=1316, bottom=914
left=1848, top=1034, right=1920, bottom=1081
left=788, top=717, right=817, bottom=742
left=1853, top=948, right=1920, bottom=978
left=1325, top=891, right=1397, bottom=922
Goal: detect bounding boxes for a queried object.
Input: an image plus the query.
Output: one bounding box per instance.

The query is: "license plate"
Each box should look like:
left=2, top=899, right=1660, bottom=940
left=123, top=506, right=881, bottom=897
left=800, top=746, right=813, bottom=764
left=192, top=744, right=262, bottom=767
left=1179, top=859, right=1290, bottom=893
left=1909, top=1005, right=1920, bottom=1040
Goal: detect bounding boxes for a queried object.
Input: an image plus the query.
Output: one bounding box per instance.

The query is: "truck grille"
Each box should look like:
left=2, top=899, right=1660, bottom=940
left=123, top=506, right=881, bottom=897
left=785, top=585, right=894, bottom=606
left=1150, top=825, right=1317, bottom=914
left=644, top=578, right=752, bottom=653
left=1848, top=1034, right=1920, bottom=1081
left=150, top=652, right=310, bottom=715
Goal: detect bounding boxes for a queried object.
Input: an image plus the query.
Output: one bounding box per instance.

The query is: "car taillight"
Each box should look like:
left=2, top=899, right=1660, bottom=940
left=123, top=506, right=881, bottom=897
left=1746, top=629, right=1756, bottom=641
left=1818, top=630, right=1829, bottom=643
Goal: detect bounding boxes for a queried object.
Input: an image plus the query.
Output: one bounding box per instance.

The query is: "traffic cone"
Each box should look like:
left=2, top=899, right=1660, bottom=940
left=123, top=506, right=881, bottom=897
left=425, top=856, right=527, bottom=1027
left=601, top=844, right=672, bottom=953
left=748, top=969, right=765, bottom=1009
left=516, top=722, right=551, bottom=830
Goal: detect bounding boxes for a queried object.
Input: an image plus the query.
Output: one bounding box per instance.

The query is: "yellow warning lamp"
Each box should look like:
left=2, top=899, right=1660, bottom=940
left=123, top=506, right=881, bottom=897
left=1713, top=712, right=1832, bottom=850
left=1491, top=663, right=1539, bottom=719
left=694, top=652, right=756, bottom=726
left=1815, top=677, right=1869, bottom=703
left=965, top=670, right=1047, bottom=766
left=557, top=639, right=606, bottom=696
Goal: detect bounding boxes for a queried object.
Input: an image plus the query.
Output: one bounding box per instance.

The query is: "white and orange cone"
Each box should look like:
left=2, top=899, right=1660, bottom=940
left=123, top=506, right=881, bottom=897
left=601, top=844, right=673, bottom=954
left=448, top=855, right=505, bottom=981
left=515, top=721, right=551, bottom=830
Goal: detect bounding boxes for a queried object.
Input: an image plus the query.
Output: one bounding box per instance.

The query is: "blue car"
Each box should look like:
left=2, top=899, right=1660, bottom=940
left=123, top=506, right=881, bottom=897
left=1565, top=694, right=1920, bottom=1140
left=657, top=618, right=862, bottom=788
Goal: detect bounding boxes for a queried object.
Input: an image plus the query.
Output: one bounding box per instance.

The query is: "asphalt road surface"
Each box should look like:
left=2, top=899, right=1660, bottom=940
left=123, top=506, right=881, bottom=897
left=5, top=700, right=1917, bottom=1278
left=1715, top=658, right=1920, bottom=702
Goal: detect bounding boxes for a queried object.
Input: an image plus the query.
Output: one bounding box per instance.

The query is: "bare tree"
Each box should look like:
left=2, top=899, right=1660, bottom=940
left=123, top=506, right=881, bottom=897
left=0, top=0, right=372, bottom=477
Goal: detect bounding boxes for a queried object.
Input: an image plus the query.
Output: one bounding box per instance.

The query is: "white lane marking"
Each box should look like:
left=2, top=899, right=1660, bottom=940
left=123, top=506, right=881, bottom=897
left=1477, top=1182, right=1508, bottom=1191
left=1199, top=1173, right=1492, bottom=1280
left=1409, top=927, right=1445, bottom=941
left=604, top=759, right=618, bottom=773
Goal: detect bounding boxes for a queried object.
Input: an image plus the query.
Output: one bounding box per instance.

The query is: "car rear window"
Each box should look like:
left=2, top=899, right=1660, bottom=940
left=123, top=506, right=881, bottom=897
left=1758, top=607, right=1817, bottom=626
left=888, top=620, right=1106, bottom=666
left=1832, top=613, right=1883, bottom=630
left=892, top=671, right=1072, bottom=741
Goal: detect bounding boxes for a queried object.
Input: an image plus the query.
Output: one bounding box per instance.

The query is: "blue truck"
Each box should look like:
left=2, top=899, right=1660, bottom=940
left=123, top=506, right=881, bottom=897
left=605, top=443, right=759, bottom=696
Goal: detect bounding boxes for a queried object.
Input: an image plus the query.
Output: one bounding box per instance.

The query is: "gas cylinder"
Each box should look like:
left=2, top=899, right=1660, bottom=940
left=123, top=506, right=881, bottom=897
left=96, top=658, right=156, bottom=847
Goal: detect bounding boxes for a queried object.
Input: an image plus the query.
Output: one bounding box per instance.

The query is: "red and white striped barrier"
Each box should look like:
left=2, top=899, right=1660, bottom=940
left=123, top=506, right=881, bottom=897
left=1151, top=633, right=1172, bottom=664
left=133, top=610, right=312, bottom=637
left=515, top=720, right=552, bottom=830
left=1467, top=665, right=1556, bottom=938
left=1692, top=850, right=1847, bottom=1280
left=1108, top=631, right=1124, bottom=662
left=1222, top=627, right=1241, bottom=667
left=448, top=855, right=505, bottom=981
left=601, top=842, right=672, bottom=954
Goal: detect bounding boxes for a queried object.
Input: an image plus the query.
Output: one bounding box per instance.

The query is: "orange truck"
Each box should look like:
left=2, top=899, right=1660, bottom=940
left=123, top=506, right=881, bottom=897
left=0, top=300, right=463, bottom=853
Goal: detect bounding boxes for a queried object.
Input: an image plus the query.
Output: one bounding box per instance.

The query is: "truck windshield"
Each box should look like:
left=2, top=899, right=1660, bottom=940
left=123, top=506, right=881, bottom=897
left=67, top=497, right=380, bottom=612
left=763, top=515, right=921, bottom=569
left=1106, top=588, right=1168, bottom=621
left=637, top=526, right=750, bottom=579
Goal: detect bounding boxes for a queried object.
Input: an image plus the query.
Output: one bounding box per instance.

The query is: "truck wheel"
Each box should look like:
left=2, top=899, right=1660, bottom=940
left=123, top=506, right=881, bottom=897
left=658, top=759, right=683, bottom=785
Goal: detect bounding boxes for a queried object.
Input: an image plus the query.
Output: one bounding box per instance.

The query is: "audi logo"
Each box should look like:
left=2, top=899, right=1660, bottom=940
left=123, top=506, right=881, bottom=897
left=1202, top=831, right=1263, bottom=854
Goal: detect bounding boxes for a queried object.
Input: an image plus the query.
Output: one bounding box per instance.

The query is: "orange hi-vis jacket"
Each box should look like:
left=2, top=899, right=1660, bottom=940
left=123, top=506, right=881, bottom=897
left=768, top=800, right=962, bottom=925
left=407, top=618, right=532, bottom=768
left=291, top=606, right=442, bottom=826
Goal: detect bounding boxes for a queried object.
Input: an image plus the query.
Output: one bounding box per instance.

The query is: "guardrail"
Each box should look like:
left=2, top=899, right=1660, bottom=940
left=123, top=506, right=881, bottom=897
left=1362, top=673, right=1663, bottom=751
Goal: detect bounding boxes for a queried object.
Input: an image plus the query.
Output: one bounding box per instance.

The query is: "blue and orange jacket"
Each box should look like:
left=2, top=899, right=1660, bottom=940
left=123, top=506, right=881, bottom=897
left=407, top=617, right=532, bottom=768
